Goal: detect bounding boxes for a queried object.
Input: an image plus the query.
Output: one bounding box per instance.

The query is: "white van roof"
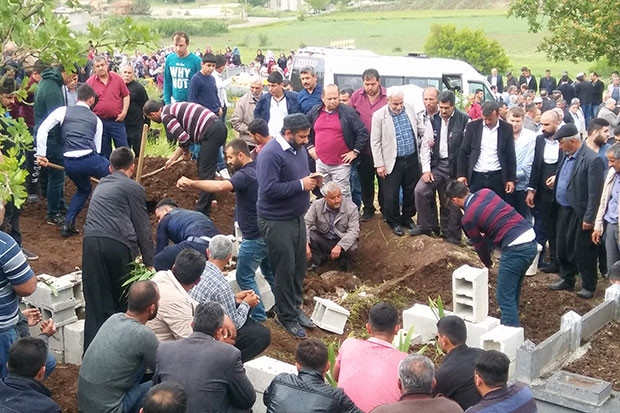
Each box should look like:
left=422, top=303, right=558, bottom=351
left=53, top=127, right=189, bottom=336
left=296, top=47, right=379, bottom=57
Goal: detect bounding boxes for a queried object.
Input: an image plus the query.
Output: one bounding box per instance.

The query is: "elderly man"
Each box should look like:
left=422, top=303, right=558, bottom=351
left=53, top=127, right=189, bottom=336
left=297, top=66, right=323, bottom=114
left=265, top=339, right=362, bottom=413
left=86, top=55, right=130, bottom=158
left=468, top=351, right=537, bottom=413
left=487, top=68, right=504, bottom=94
left=594, top=144, right=620, bottom=275
left=230, top=75, right=263, bottom=148
left=140, top=383, right=187, bottom=413
left=548, top=124, right=604, bottom=299
left=144, top=100, right=227, bottom=217
left=305, top=182, right=359, bottom=272
left=414, top=90, right=469, bottom=242
left=190, top=235, right=270, bottom=362
left=121, top=65, right=149, bottom=155
left=371, top=88, right=428, bottom=236
left=153, top=199, right=220, bottom=271
left=597, top=98, right=619, bottom=128
left=153, top=302, right=256, bottom=413
left=307, top=84, right=369, bottom=199
left=254, top=71, right=300, bottom=137
left=371, top=354, right=463, bottom=413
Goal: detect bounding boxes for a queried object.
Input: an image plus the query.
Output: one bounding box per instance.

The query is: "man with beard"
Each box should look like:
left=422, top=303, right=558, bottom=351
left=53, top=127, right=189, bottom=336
left=231, top=75, right=263, bottom=149
left=297, top=66, right=323, bottom=114
left=78, top=281, right=160, bottom=413
left=526, top=110, right=562, bottom=272
left=177, top=139, right=276, bottom=322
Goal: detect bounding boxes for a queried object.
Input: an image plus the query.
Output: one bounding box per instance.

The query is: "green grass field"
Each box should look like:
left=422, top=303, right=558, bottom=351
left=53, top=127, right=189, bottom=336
left=191, top=9, right=589, bottom=79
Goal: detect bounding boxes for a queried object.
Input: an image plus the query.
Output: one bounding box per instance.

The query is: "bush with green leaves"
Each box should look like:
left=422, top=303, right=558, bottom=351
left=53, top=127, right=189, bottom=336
left=423, top=23, right=510, bottom=74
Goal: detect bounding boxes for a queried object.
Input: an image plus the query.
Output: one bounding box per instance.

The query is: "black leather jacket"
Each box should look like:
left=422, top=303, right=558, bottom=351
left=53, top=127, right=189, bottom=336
left=307, top=103, right=369, bottom=156
left=264, top=369, right=363, bottom=413
left=430, top=109, right=470, bottom=178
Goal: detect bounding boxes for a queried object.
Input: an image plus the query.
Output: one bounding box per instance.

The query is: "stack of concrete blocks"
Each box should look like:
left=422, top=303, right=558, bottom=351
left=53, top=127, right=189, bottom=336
left=20, top=271, right=85, bottom=365
left=310, top=297, right=350, bottom=334
left=244, top=356, right=297, bottom=413
left=402, top=265, right=501, bottom=348
left=225, top=268, right=275, bottom=313
left=515, top=285, right=620, bottom=412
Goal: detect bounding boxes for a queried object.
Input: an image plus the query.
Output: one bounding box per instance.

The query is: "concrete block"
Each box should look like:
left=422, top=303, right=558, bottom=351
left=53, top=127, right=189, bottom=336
left=403, top=304, right=453, bottom=341
left=47, top=326, right=65, bottom=352
left=581, top=300, right=615, bottom=341
left=50, top=348, right=64, bottom=364
left=560, top=311, right=582, bottom=352
left=545, top=370, right=612, bottom=406
left=392, top=328, right=423, bottom=348
left=245, top=356, right=297, bottom=393
left=24, top=274, right=76, bottom=311
left=57, top=271, right=84, bottom=307
left=515, top=329, right=570, bottom=384
left=481, top=325, right=524, bottom=360
left=64, top=320, right=85, bottom=365
left=225, top=271, right=241, bottom=293
left=465, top=316, right=501, bottom=348
left=532, top=382, right=620, bottom=412
left=526, top=243, right=543, bottom=276
left=452, top=265, right=488, bottom=323
left=605, top=284, right=620, bottom=320
left=227, top=270, right=275, bottom=312
left=40, top=305, right=78, bottom=328
left=234, top=221, right=243, bottom=240
left=311, top=297, right=350, bottom=334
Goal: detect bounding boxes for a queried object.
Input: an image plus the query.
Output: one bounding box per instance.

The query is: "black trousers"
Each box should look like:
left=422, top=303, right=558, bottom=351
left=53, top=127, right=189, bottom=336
left=382, top=154, right=420, bottom=226
left=258, top=216, right=306, bottom=324
left=82, top=237, right=133, bottom=352
left=470, top=170, right=505, bottom=199
left=196, top=120, right=228, bottom=216
left=235, top=318, right=271, bottom=362
left=533, top=188, right=558, bottom=263
left=308, top=230, right=357, bottom=265
left=556, top=206, right=598, bottom=291
left=125, top=124, right=144, bottom=156
left=357, top=153, right=383, bottom=215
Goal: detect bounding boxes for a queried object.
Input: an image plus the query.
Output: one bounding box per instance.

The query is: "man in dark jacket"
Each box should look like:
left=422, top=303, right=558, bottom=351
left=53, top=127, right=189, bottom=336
left=264, top=338, right=362, bottom=413
left=34, top=63, right=72, bottom=226
left=121, top=65, right=149, bottom=155
left=0, top=337, right=61, bottom=413
left=414, top=90, right=469, bottom=243
left=457, top=101, right=516, bottom=200
left=307, top=84, right=369, bottom=199
left=254, top=71, right=301, bottom=137
left=153, top=301, right=255, bottom=413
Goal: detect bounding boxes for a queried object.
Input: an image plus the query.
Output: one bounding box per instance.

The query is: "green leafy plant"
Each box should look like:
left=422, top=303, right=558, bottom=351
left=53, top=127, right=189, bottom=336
left=428, top=295, right=445, bottom=321
left=37, top=277, right=58, bottom=297
left=325, top=341, right=339, bottom=388
left=121, top=260, right=155, bottom=297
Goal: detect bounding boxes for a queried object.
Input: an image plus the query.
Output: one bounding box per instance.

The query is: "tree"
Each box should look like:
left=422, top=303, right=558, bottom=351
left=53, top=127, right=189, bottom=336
left=306, top=0, right=330, bottom=11
left=0, top=0, right=157, bottom=207
left=423, top=24, right=510, bottom=75
left=508, top=0, right=620, bottom=65
left=129, top=0, right=152, bottom=16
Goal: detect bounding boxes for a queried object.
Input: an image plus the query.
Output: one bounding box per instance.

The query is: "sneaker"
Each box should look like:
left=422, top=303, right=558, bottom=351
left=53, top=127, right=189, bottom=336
left=26, top=194, right=38, bottom=204
left=21, top=248, right=38, bottom=261
left=46, top=214, right=65, bottom=226
left=277, top=317, right=306, bottom=339
left=297, top=309, right=315, bottom=329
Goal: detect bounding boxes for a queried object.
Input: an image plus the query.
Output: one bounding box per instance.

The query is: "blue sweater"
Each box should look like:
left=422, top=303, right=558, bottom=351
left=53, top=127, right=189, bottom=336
left=163, top=53, right=202, bottom=104
left=256, top=137, right=310, bottom=220
left=188, top=72, right=221, bottom=114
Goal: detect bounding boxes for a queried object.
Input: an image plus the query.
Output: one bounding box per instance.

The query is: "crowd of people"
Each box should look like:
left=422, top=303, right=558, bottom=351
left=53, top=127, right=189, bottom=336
left=3, top=29, right=620, bottom=411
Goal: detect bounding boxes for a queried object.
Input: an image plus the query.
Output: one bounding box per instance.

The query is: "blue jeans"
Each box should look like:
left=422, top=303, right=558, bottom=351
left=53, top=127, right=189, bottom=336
left=64, top=154, right=111, bottom=224
left=217, top=145, right=226, bottom=171
left=236, top=237, right=275, bottom=321
left=44, top=353, right=57, bottom=380
left=46, top=154, right=66, bottom=218
left=497, top=240, right=538, bottom=327
left=101, top=119, right=128, bottom=159
left=349, top=165, right=362, bottom=209
left=121, top=363, right=151, bottom=413
left=0, top=327, right=18, bottom=379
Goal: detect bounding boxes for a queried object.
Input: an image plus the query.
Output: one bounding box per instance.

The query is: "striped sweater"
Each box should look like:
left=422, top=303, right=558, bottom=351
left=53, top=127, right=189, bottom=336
left=162, top=102, right=217, bottom=146
left=462, top=188, right=532, bottom=267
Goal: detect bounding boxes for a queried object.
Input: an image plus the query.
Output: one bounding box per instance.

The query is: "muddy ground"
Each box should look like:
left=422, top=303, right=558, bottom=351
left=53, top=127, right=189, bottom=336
left=19, top=157, right=615, bottom=412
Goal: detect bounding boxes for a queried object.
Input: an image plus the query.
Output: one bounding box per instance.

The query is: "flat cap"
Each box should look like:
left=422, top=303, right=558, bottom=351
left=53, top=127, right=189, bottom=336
left=555, top=123, right=579, bottom=140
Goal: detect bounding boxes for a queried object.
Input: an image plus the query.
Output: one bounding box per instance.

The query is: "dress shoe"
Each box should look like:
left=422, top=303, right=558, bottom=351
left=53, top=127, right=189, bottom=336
left=576, top=288, right=595, bottom=299
left=277, top=317, right=306, bottom=339
left=297, top=309, right=315, bottom=329
left=360, top=210, right=374, bottom=222
left=409, top=227, right=432, bottom=237
left=548, top=279, right=574, bottom=291
left=541, top=263, right=559, bottom=274
left=391, top=224, right=404, bottom=236
left=61, top=223, right=80, bottom=237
